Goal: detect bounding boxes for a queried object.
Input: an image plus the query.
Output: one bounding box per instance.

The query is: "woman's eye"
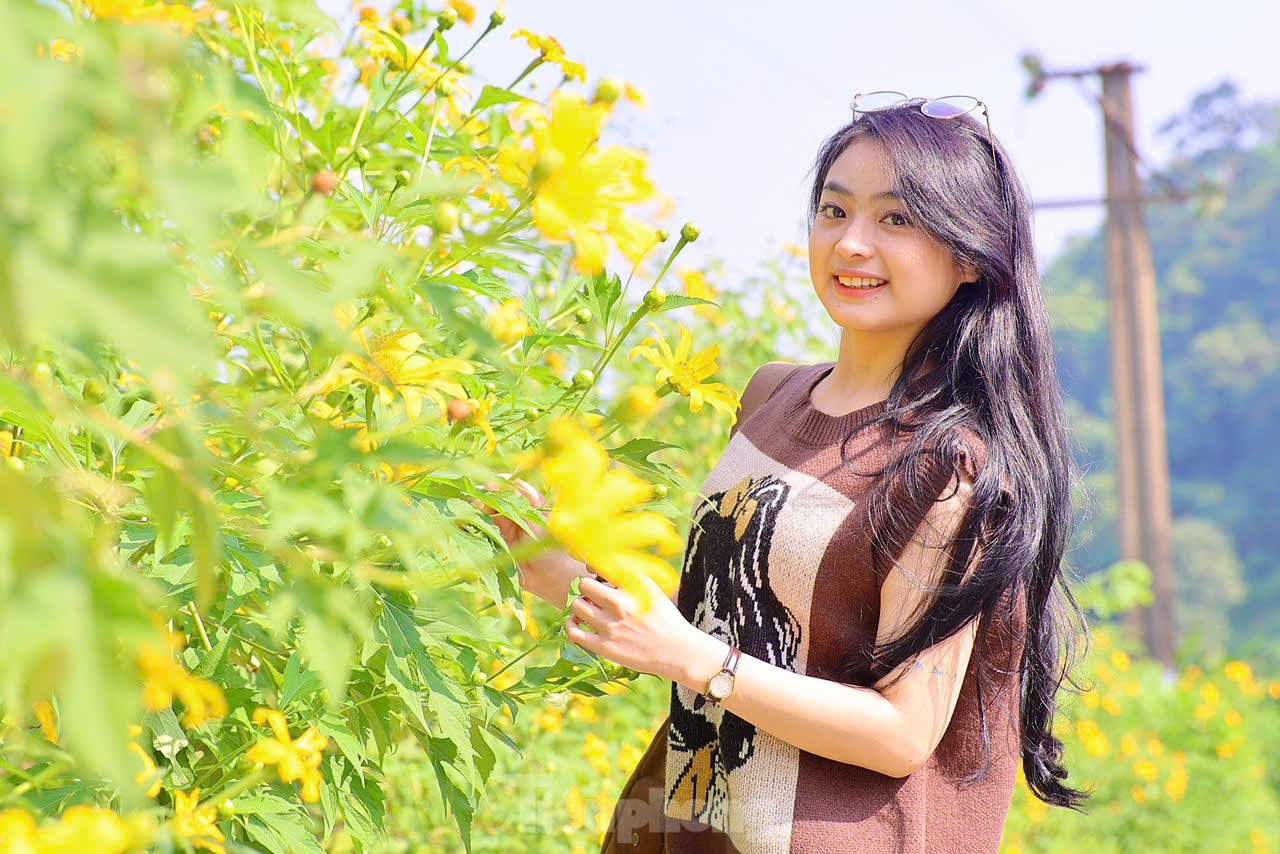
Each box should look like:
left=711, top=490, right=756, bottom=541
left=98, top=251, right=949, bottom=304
left=819, top=202, right=843, bottom=218
left=884, top=212, right=910, bottom=227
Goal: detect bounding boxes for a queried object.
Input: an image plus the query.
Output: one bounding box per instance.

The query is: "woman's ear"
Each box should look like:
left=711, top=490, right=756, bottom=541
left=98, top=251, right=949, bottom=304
left=960, top=263, right=980, bottom=285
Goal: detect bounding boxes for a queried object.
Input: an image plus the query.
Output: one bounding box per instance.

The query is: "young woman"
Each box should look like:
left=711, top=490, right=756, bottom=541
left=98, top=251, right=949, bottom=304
left=498, top=95, right=1091, bottom=852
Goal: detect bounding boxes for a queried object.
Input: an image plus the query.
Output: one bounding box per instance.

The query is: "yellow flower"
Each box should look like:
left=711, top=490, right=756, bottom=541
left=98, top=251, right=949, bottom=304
left=622, top=81, right=649, bottom=108
left=629, top=323, right=739, bottom=419
left=445, top=0, right=476, bottom=24
left=1164, top=765, right=1188, bottom=801
left=511, top=29, right=587, bottom=82
left=1270, top=680, right=1280, bottom=701
left=618, top=385, right=663, bottom=422
left=1146, top=738, right=1166, bottom=757
left=306, top=304, right=475, bottom=423
left=618, top=743, right=644, bottom=773
left=564, top=785, right=587, bottom=831
left=1225, top=709, right=1244, bottom=727
left=0, top=809, right=40, bottom=849
left=544, top=350, right=568, bottom=374
left=1025, top=795, right=1048, bottom=823
left=780, top=241, right=807, bottom=258
left=1194, top=703, right=1216, bottom=721
left=1216, top=741, right=1238, bottom=760
left=0, top=430, right=13, bottom=458
left=489, top=299, right=534, bottom=344
left=1224, top=660, right=1253, bottom=682
left=138, top=645, right=228, bottom=728
left=34, top=699, right=58, bottom=743
left=1119, top=733, right=1138, bottom=757
left=48, top=39, right=80, bottom=62
left=83, top=0, right=212, bottom=34
left=678, top=268, right=723, bottom=323
left=171, top=789, right=225, bottom=854
left=35, top=805, right=131, bottom=854
left=1130, top=785, right=1147, bottom=804
left=1133, top=759, right=1159, bottom=782
left=1101, top=696, right=1123, bottom=716
left=583, top=733, right=611, bottom=776
left=568, top=696, right=599, bottom=723
left=497, top=92, right=659, bottom=274
left=534, top=706, right=564, bottom=734
left=540, top=417, right=683, bottom=612
left=593, top=783, right=615, bottom=836
left=246, top=708, right=328, bottom=803
left=469, top=396, right=499, bottom=455
left=128, top=725, right=163, bottom=798
left=1200, top=682, right=1222, bottom=704
left=1110, top=651, right=1131, bottom=672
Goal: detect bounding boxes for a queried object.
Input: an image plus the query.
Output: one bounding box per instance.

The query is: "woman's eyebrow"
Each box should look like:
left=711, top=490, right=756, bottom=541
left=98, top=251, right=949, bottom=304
left=821, top=180, right=902, bottom=202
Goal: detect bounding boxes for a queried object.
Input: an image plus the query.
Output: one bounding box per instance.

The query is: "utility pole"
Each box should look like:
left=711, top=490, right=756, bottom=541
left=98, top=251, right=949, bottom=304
left=1023, top=57, right=1178, bottom=672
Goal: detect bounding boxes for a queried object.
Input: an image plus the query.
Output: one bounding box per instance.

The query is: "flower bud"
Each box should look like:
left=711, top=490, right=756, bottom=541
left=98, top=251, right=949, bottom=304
left=680, top=222, right=700, bottom=242
left=489, top=10, right=505, bottom=27
left=438, top=8, right=457, bottom=29
left=431, top=202, right=460, bottom=233
left=572, top=370, right=595, bottom=390
left=484, top=381, right=497, bottom=394
left=522, top=405, right=542, bottom=420
left=82, top=378, right=108, bottom=404
left=593, top=75, right=624, bottom=105
left=391, top=13, right=412, bottom=34
left=447, top=398, right=474, bottom=422
left=574, top=307, right=593, bottom=325
left=311, top=171, right=339, bottom=195
left=643, top=287, right=667, bottom=310
left=394, top=169, right=412, bottom=189
left=652, top=483, right=669, bottom=500
left=655, top=228, right=670, bottom=243
left=354, top=146, right=370, bottom=165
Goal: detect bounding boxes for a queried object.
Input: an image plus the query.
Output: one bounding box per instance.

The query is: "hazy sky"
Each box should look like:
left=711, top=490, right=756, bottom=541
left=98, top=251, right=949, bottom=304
left=329, top=0, right=1279, bottom=282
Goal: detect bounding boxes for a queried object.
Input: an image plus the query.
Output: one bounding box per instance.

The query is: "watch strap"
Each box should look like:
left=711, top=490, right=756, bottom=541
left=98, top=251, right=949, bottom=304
left=693, top=645, right=741, bottom=710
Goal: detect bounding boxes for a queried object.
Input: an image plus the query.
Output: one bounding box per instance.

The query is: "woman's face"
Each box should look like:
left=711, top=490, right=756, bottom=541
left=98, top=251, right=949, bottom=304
left=808, top=138, right=977, bottom=340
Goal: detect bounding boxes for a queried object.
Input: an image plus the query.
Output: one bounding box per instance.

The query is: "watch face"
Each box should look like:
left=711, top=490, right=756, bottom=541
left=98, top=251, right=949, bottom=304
left=709, top=671, right=734, bottom=699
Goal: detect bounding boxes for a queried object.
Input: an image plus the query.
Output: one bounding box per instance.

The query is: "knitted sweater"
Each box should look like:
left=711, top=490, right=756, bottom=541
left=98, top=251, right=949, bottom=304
left=663, top=361, right=1027, bottom=854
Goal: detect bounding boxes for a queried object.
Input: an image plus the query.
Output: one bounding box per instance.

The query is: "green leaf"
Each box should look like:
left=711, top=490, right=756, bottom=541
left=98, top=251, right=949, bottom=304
left=472, top=84, right=531, bottom=113
left=190, top=629, right=233, bottom=680
left=649, top=294, right=716, bottom=314
left=281, top=650, right=323, bottom=710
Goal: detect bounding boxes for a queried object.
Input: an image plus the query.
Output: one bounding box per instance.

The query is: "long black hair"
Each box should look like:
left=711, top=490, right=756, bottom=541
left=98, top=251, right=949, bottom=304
left=805, top=104, right=1092, bottom=809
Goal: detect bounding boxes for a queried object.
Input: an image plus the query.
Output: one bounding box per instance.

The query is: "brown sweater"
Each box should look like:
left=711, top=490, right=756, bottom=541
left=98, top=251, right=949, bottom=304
left=663, top=361, right=1027, bottom=853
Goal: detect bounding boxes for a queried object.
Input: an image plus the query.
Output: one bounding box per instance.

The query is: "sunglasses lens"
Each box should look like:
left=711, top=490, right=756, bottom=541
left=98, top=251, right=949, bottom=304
left=921, top=96, right=980, bottom=118
left=853, top=91, right=909, bottom=112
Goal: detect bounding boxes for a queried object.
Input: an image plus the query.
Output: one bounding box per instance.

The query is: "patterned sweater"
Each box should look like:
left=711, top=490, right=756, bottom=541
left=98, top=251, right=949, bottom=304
left=663, top=361, right=1027, bottom=853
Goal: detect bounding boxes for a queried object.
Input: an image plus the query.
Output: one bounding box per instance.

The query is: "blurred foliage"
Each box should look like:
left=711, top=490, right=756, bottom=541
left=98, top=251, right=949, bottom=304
left=1044, top=80, right=1280, bottom=663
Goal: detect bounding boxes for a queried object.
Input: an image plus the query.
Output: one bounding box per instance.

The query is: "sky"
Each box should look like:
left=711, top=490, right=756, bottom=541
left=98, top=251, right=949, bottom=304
left=327, top=0, right=1280, bottom=283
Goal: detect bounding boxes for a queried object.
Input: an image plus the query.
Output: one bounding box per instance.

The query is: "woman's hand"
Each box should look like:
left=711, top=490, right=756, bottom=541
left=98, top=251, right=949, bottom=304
left=565, top=575, right=701, bottom=684
left=474, top=475, right=586, bottom=608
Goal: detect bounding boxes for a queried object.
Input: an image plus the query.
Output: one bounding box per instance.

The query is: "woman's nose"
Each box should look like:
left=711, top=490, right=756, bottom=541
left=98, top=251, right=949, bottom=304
left=834, top=220, right=875, bottom=258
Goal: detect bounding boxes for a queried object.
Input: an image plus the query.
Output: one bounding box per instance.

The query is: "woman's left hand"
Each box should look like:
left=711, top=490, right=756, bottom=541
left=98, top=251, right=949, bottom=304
left=564, top=575, right=700, bottom=683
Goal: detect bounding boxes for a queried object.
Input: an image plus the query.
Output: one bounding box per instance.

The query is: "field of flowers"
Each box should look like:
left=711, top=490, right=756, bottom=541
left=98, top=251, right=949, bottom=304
left=0, top=1, right=1275, bottom=852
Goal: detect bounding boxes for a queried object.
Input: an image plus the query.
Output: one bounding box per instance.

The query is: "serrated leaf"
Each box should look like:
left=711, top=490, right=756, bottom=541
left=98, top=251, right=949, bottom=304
left=472, top=83, right=529, bottom=113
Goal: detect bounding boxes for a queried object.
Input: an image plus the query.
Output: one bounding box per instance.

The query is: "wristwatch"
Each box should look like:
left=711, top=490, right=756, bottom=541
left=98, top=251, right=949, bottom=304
left=694, top=645, right=742, bottom=710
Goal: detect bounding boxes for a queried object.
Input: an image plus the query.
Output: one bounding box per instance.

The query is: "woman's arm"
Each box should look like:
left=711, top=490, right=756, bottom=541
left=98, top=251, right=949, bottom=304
left=565, top=478, right=979, bottom=777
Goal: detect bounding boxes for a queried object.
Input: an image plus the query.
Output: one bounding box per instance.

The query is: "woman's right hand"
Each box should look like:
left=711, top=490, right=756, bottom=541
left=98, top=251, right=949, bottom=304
left=475, top=475, right=587, bottom=608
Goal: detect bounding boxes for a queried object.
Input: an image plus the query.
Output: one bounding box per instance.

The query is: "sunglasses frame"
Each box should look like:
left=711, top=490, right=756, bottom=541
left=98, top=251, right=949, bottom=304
left=850, top=90, right=1001, bottom=184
